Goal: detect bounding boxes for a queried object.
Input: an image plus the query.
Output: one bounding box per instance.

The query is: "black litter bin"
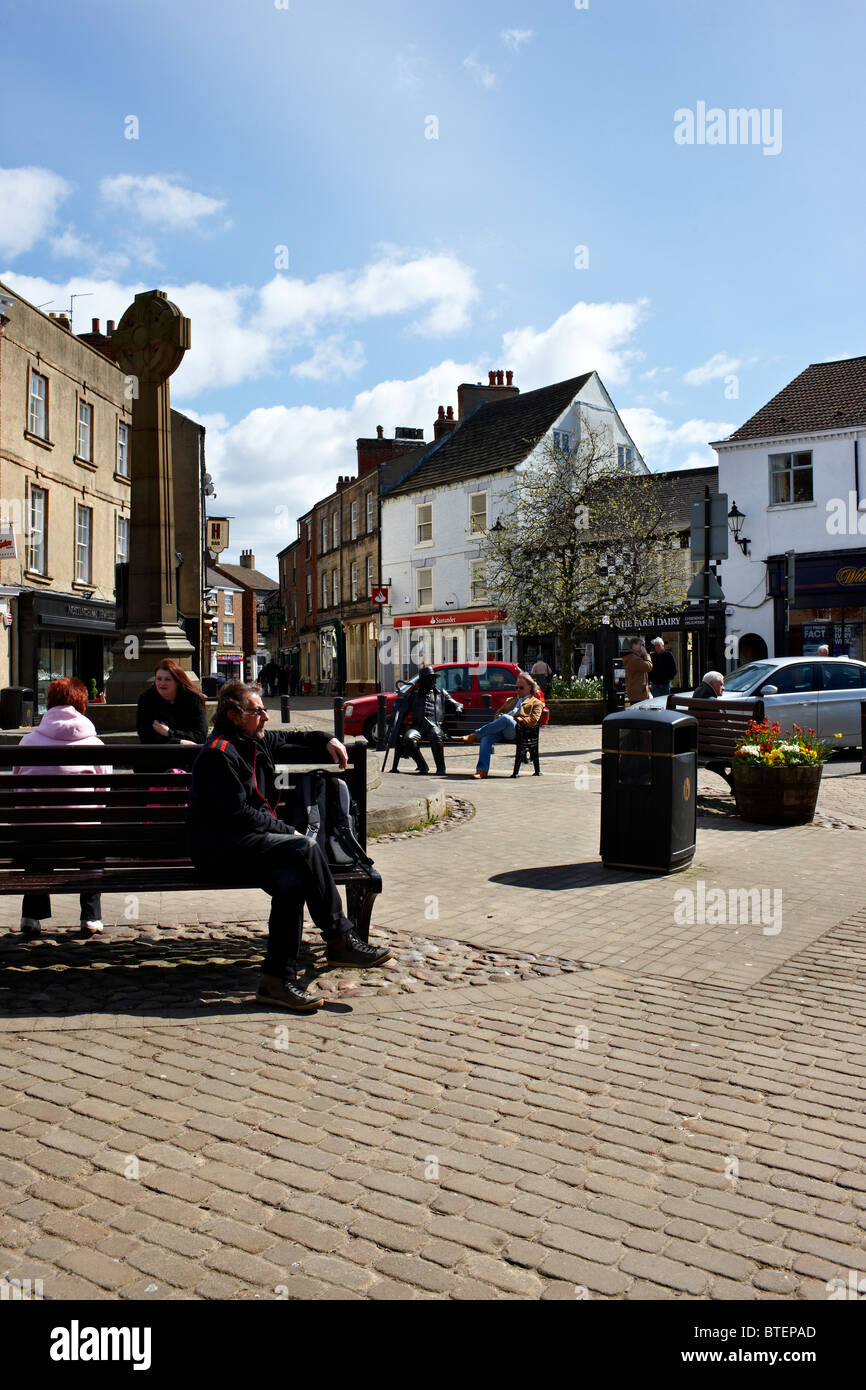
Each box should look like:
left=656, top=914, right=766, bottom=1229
left=600, top=709, right=697, bottom=873
left=0, top=686, right=35, bottom=730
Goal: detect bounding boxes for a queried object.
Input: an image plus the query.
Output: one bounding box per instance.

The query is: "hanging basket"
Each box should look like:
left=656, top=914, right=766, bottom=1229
left=732, top=762, right=822, bottom=825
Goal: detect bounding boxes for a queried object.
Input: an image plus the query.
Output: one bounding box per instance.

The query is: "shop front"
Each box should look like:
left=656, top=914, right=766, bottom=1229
left=215, top=646, right=244, bottom=682
left=17, top=592, right=116, bottom=712
left=381, top=608, right=509, bottom=688
left=344, top=616, right=379, bottom=695
left=769, top=550, right=866, bottom=658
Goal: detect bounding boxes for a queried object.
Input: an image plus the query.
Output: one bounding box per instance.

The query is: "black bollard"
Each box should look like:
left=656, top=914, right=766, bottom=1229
left=281, top=695, right=290, bottom=724
left=376, top=693, right=387, bottom=748
left=333, top=696, right=345, bottom=744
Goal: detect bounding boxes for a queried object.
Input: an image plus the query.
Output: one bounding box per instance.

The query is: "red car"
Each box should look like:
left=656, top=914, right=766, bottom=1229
left=342, top=662, right=550, bottom=742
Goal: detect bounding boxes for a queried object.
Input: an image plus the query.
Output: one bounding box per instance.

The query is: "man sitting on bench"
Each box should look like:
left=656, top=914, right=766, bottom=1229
left=187, top=681, right=390, bottom=1013
left=693, top=671, right=725, bottom=700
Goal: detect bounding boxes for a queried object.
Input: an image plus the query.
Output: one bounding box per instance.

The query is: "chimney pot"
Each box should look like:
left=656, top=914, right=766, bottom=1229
left=488, top=370, right=496, bottom=386
left=446, top=405, right=454, bottom=419
left=376, top=425, right=384, bottom=439
left=92, top=318, right=100, bottom=333
left=506, top=370, right=513, bottom=386
left=496, top=370, right=504, bottom=386
left=437, top=406, right=445, bottom=419
left=107, top=320, right=115, bottom=335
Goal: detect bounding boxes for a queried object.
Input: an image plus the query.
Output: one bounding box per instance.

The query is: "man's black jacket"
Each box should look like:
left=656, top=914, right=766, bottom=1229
left=187, top=725, right=333, bottom=848
left=650, top=649, right=677, bottom=684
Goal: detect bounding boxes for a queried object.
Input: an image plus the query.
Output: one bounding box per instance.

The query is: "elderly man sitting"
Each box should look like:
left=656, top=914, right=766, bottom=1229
left=692, top=670, right=725, bottom=699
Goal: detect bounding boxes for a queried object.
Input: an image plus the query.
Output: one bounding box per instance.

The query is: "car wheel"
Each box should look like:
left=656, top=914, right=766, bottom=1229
left=362, top=716, right=378, bottom=744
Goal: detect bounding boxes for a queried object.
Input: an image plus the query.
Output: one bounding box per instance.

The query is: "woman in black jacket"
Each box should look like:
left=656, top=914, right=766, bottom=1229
left=136, top=659, right=208, bottom=746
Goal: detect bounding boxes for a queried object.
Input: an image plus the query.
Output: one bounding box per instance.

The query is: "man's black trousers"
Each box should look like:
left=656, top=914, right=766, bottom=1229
left=192, top=832, right=353, bottom=978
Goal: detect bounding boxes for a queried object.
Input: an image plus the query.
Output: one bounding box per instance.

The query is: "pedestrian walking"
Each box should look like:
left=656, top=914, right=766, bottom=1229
left=186, top=681, right=391, bottom=1012
left=649, top=637, right=677, bottom=698
left=622, top=638, right=652, bottom=705
left=530, top=655, right=552, bottom=699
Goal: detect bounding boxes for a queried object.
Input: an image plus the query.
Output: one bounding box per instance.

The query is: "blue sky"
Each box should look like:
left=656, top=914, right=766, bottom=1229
left=2, top=0, right=863, bottom=576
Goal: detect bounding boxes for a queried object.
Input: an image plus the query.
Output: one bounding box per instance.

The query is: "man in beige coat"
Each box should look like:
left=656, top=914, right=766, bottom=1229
left=622, top=638, right=652, bottom=704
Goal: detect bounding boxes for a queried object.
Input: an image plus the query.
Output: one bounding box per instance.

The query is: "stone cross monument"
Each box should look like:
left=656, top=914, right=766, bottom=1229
left=108, top=290, right=196, bottom=703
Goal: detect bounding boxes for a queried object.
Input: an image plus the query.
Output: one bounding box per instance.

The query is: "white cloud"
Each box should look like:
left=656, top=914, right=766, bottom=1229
left=621, top=407, right=737, bottom=470
left=683, top=351, right=744, bottom=386
left=463, top=56, right=497, bottom=89
left=502, top=28, right=533, bottom=52
left=100, top=174, right=227, bottom=231
left=395, top=47, right=422, bottom=88
left=0, top=167, right=73, bottom=258
left=257, top=247, right=479, bottom=338
left=501, top=299, right=650, bottom=389
left=291, top=335, right=366, bottom=381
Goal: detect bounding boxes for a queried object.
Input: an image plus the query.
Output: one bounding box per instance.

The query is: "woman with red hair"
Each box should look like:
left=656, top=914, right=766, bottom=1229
left=136, top=659, right=208, bottom=746
left=14, top=677, right=109, bottom=937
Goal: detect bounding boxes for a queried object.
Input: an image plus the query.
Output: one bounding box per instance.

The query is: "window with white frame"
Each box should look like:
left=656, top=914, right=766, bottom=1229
left=350, top=501, right=358, bottom=539
left=320, top=517, right=328, bottom=553
left=469, top=492, right=487, bottom=533
left=332, top=569, right=339, bottom=606
left=28, top=487, right=46, bottom=573
left=224, top=591, right=233, bottom=614
left=306, top=572, right=312, bottom=612
left=75, top=504, right=92, bottom=583
left=416, top=568, right=433, bottom=608
left=223, top=623, right=234, bottom=645
left=77, top=400, right=93, bottom=461
left=470, top=561, right=488, bottom=603
left=350, top=560, right=358, bottom=600
left=28, top=371, right=48, bottom=439
left=332, top=512, right=339, bottom=548
left=116, top=514, right=129, bottom=564
left=117, top=421, right=129, bottom=476
left=769, top=450, right=813, bottom=505
left=416, top=503, right=432, bottom=544
left=553, top=429, right=571, bottom=452
left=322, top=572, right=329, bottom=608
left=305, top=521, right=311, bottom=557
left=366, top=555, right=373, bottom=595
left=366, top=491, right=374, bottom=533
left=617, top=444, right=634, bottom=468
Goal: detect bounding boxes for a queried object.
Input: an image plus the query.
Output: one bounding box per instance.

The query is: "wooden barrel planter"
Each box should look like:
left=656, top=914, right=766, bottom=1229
left=546, top=699, right=604, bottom=724
left=732, top=763, right=823, bottom=825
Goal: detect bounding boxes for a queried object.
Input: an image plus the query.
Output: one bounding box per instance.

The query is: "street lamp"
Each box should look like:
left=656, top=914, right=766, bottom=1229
left=727, top=501, right=751, bottom=556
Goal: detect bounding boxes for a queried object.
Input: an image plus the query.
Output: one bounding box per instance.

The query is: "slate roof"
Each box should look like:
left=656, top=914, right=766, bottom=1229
left=212, top=562, right=279, bottom=591
left=648, top=465, right=719, bottom=528
left=382, top=373, right=592, bottom=496
left=723, top=356, right=866, bottom=442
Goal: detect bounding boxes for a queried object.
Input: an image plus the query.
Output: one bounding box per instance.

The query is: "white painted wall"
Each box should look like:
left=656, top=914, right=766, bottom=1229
left=717, top=427, right=866, bottom=657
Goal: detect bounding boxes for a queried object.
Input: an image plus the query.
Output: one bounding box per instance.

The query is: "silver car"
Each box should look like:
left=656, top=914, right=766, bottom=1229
left=631, top=656, right=866, bottom=748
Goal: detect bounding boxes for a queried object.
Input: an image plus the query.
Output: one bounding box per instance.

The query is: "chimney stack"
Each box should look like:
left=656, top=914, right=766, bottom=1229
left=239, top=550, right=255, bottom=569
left=376, top=425, right=384, bottom=439
left=107, top=320, right=115, bottom=336
left=457, top=369, right=519, bottom=420
left=434, top=404, right=459, bottom=441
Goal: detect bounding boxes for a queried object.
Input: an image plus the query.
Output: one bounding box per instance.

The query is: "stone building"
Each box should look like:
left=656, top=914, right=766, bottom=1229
left=210, top=550, right=279, bottom=684
left=0, top=281, right=205, bottom=711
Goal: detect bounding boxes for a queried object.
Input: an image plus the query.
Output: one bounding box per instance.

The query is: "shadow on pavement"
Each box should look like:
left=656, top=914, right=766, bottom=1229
left=489, top=860, right=654, bottom=890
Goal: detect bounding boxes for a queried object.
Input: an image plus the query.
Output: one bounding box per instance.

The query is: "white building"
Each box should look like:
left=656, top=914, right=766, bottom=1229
left=379, top=369, right=645, bottom=687
left=713, top=356, right=866, bottom=663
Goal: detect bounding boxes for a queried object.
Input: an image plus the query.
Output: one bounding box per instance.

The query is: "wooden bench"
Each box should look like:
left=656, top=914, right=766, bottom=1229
left=664, top=694, right=765, bottom=787
left=0, top=741, right=381, bottom=941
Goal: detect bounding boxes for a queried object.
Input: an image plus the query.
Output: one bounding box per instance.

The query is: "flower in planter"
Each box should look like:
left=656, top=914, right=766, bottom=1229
left=733, top=719, right=834, bottom=766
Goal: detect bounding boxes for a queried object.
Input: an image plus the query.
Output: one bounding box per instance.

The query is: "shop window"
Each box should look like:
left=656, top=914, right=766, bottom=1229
left=29, top=371, right=48, bottom=439
left=769, top=451, right=813, bottom=505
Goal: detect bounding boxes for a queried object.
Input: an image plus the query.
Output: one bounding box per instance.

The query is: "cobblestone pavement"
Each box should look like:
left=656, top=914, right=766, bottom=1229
left=0, top=724, right=864, bottom=1300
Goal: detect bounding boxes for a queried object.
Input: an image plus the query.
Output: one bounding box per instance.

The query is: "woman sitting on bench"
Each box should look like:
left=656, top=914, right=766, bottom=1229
left=15, top=677, right=110, bottom=938
left=460, top=671, right=544, bottom=778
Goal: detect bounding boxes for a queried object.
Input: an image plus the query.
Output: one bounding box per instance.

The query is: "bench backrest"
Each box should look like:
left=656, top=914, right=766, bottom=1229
left=0, top=741, right=369, bottom=867
left=664, top=695, right=765, bottom=760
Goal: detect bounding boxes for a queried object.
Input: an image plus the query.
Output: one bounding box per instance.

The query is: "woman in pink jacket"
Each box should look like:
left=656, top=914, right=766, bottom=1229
left=14, top=677, right=109, bottom=938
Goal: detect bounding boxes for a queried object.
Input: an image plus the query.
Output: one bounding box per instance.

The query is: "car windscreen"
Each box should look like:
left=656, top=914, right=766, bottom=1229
left=723, top=663, right=776, bottom=692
